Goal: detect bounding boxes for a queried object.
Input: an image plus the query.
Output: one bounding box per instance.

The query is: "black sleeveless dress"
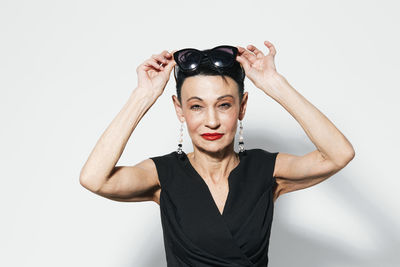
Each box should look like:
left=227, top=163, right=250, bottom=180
left=150, top=148, right=279, bottom=267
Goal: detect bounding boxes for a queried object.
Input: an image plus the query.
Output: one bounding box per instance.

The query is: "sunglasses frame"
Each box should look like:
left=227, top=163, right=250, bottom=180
left=173, top=45, right=242, bottom=81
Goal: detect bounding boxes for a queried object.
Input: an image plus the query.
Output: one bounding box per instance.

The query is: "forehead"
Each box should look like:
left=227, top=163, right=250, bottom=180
left=181, top=75, right=238, bottom=101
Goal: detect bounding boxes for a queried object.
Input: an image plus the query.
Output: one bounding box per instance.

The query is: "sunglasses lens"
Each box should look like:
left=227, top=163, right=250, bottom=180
left=175, top=50, right=202, bottom=71
left=210, top=47, right=236, bottom=67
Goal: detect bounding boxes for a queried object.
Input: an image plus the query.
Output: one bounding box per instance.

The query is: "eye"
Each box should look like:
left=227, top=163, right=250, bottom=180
left=190, top=104, right=202, bottom=110
left=220, top=103, right=231, bottom=109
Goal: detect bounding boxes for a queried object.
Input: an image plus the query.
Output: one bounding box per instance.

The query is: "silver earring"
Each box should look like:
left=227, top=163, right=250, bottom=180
left=238, top=120, right=245, bottom=153
left=177, top=121, right=184, bottom=154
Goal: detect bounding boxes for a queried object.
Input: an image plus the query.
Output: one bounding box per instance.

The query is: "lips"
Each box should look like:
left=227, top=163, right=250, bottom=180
left=202, top=133, right=223, bottom=136
left=201, top=133, right=224, bottom=140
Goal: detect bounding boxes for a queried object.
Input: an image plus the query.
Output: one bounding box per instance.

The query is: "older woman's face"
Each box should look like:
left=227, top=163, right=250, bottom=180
left=173, top=75, right=248, bottom=154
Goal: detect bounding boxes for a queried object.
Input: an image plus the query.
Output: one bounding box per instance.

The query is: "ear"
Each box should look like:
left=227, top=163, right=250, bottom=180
left=172, top=95, right=185, bottom=123
left=238, top=91, right=248, bottom=121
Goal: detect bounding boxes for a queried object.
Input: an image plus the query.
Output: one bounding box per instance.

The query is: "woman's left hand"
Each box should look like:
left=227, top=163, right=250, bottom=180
left=236, top=40, right=282, bottom=95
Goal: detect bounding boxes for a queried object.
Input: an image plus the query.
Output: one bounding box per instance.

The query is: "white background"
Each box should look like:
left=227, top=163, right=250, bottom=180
left=1, top=0, right=399, bottom=266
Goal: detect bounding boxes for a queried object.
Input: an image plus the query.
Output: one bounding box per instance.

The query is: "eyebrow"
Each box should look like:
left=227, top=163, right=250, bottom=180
left=187, top=94, right=234, bottom=102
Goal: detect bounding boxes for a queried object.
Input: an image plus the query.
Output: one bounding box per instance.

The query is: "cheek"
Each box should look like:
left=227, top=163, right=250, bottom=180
left=227, top=120, right=238, bottom=133
left=185, top=114, right=202, bottom=132
left=222, top=113, right=238, bottom=129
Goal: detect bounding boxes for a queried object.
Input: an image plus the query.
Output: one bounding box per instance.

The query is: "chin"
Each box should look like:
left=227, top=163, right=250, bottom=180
left=197, top=141, right=231, bottom=153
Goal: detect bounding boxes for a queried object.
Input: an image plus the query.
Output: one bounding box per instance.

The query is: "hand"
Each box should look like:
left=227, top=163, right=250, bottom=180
left=236, top=40, right=281, bottom=94
left=136, top=50, right=177, bottom=97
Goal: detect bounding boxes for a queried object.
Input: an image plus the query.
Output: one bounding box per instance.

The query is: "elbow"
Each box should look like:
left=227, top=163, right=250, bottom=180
left=337, top=148, right=356, bottom=168
left=349, top=149, right=355, bottom=161
left=79, top=175, right=92, bottom=190
left=79, top=167, right=102, bottom=192
left=79, top=175, right=102, bottom=193
left=346, top=145, right=356, bottom=163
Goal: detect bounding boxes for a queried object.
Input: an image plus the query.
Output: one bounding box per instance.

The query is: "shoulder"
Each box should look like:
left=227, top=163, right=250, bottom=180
left=245, top=148, right=279, bottom=163
left=149, top=151, right=178, bottom=170
left=244, top=148, right=279, bottom=179
left=150, top=150, right=177, bottom=162
left=149, top=151, right=181, bottom=187
left=148, top=151, right=178, bottom=205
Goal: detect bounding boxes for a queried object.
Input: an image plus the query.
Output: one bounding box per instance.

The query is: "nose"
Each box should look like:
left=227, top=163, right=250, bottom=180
left=205, top=108, right=220, bottom=129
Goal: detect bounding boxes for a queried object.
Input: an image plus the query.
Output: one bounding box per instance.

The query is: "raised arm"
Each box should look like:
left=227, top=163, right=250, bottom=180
left=236, top=41, right=355, bottom=201
left=79, top=50, right=176, bottom=202
left=268, top=73, right=355, bottom=200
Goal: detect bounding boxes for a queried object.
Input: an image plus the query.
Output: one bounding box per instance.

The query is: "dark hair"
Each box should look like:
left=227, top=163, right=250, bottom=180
left=174, top=49, right=245, bottom=105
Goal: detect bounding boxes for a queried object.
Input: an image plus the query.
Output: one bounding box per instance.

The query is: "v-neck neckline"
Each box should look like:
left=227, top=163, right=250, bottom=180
left=179, top=150, right=246, bottom=217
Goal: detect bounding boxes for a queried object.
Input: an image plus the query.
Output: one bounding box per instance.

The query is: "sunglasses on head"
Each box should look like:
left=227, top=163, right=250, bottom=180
left=173, top=45, right=243, bottom=79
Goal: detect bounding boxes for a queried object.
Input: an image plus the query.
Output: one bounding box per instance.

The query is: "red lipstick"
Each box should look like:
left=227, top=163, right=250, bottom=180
left=201, top=133, right=224, bottom=140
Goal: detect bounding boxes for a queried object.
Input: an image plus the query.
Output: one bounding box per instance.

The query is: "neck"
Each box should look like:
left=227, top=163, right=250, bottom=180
left=187, top=143, right=239, bottom=183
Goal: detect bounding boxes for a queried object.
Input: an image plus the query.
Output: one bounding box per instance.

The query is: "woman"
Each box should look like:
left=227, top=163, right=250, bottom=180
left=79, top=40, right=355, bottom=266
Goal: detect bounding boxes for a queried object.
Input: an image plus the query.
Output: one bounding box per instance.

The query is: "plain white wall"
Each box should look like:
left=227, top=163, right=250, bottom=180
left=1, top=0, right=399, bottom=266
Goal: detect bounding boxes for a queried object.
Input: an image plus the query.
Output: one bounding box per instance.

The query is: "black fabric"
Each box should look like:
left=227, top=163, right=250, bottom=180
left=150, top=148, right=279, bottom=267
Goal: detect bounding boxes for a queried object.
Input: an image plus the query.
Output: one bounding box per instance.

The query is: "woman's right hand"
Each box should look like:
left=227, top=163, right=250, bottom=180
left=136, top=50, right=177, bottom=97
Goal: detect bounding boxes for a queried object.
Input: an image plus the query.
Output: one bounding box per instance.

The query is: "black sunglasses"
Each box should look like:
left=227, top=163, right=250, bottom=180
left=173, top=45, right=242, bottom=79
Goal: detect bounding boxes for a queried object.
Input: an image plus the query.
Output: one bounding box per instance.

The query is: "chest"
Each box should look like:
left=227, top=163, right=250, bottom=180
left=159, top=170, right=275, bottom=264
left=202, top=179, right=230, bottom=216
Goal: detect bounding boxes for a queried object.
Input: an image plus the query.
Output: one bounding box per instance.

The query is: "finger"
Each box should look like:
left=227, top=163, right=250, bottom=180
left=145, top=58, right=164, bottom=70
left=152, top=54, right=168, bottom=65
left=162, top=58, right=177, bottom=70
left=168, top=49, right=178, bottom=63
left=236, top=55, right=250, bottom=70
left=239, top=45, right=257, bottom=58
left=247, top=44, right=264, bottom=59
left=138, top=63, right=157, bottom=73
left=237, top=45, right=246, bottom=54
left=157, top=50, right=177, bottom=68
left=163, top=57, right=177, bottom=72
left=264, top=40, right=277, bottom=56
left=169, top=50, right=177, bottom=63
left=161, top=50, right=173, bottom=59
left=237, top=46, right=257, bottom=64
left=137, top=61, right=152, bottom=72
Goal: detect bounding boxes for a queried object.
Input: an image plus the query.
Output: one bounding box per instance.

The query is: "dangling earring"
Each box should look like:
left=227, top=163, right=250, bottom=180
left=177, top=121, right=184, bottom=154
left=238, top=120, right=245, bottom=153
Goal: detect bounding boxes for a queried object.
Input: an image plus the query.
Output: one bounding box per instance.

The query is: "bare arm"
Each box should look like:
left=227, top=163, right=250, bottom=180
left=79, top=49, right=176, bottom=202
left=269, top=74, right=355, bottom=200
left=268, top=73, right=355, bottom=165
left=236, top=41, right=355, bottom=202
left=79, top=87, right=158, bottom=192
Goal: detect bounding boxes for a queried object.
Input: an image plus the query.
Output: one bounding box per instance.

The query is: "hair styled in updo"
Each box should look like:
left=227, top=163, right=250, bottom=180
left=174, top=49, right=246, bottom=105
